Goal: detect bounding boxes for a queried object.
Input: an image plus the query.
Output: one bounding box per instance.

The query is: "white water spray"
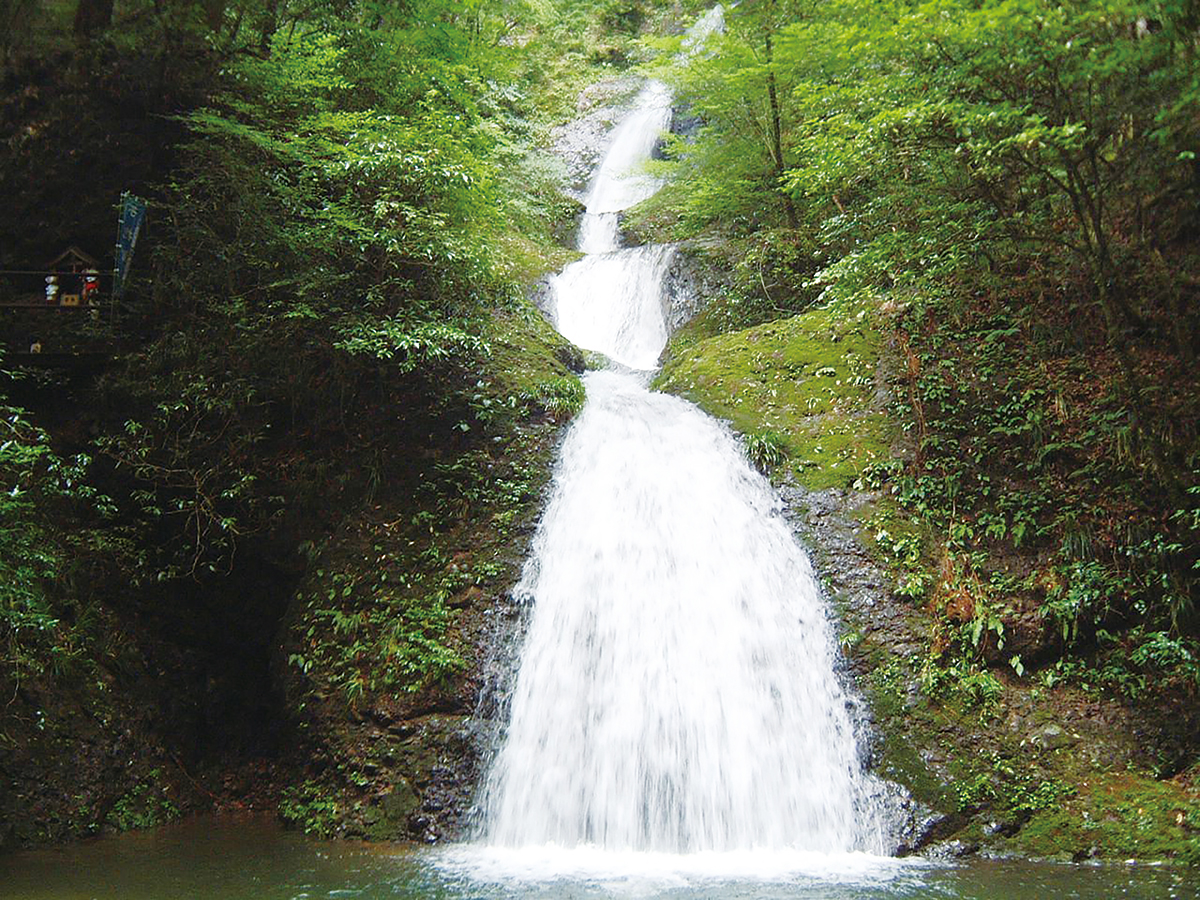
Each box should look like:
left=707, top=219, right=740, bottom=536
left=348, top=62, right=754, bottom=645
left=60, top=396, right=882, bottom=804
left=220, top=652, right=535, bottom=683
left=481, top=371, right=883, bottom=853
left=474, top=6, right=894, bottom=868
left=577, top=80, right=672, bottom=255
left=551, top=78, right=676, bottom=367
left=549, top=245, right=674, bottom=371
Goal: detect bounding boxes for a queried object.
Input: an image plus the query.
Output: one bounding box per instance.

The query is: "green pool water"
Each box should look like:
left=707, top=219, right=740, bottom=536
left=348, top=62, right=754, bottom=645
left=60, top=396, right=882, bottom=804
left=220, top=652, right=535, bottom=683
left=0, top=816, right=1194, bottom=899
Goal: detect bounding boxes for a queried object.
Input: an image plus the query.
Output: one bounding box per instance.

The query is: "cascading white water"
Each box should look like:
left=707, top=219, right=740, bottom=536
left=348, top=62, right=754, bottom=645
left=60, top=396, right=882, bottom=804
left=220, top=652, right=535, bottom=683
left=549, top=245, right=674, bottom=371
left=550, top=79, right=676, bottom=368
left=481, top=371, right=881, bottom=854
left=476, top=5, right=892, bottom=865
left=576, top=80, right=673, bottom=255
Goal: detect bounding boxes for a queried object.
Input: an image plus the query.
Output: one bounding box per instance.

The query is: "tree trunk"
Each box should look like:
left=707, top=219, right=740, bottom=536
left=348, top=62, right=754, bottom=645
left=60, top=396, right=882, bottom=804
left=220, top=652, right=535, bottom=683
left=203, top=0, right=225, bottom=33
left=762, top=13, right=798, bottom=228
left=258, top=0, right=280, bottom=53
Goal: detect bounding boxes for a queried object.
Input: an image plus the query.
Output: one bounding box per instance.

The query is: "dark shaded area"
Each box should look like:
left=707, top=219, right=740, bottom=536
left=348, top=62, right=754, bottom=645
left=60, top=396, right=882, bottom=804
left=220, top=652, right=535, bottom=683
left=0, top=38, right=207, bottom=269
left=0, top=28, right=300, bottom=844
left=140, top=553, right=295, bottom=764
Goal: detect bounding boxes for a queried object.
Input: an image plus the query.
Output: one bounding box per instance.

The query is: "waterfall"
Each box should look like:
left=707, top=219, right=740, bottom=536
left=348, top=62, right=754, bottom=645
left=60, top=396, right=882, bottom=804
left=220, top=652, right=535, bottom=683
left=576, top=80, right=672, bottom=255
left=549, top=77, right=675, bottom=368
left=479, top=371, right=883, bottom=854
left=473, top=5, right=894, bottom=867
left=549, top=245, right=675, bottom=371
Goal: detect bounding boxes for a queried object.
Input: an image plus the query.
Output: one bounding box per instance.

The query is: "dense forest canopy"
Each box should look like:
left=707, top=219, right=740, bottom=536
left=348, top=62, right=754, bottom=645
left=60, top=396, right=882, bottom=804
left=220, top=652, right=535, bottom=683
left=2, top=0, right=586, bottom=678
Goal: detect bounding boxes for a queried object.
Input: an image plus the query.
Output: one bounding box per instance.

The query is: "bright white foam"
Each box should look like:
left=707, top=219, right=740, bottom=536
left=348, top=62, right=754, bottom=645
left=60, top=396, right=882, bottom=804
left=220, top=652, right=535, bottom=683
left=433, top=844, right=927, bottom=889
left=550, top=246, right=674, bottom=369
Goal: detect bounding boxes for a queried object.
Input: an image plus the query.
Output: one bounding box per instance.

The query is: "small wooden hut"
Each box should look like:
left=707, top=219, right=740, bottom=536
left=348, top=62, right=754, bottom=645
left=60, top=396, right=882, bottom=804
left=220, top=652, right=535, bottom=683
left=46, top=246, right=100, bottom=305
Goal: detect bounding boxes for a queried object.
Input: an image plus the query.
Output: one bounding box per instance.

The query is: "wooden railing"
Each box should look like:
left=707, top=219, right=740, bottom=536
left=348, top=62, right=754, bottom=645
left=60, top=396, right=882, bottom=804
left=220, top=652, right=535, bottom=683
left=0, top=269, right=113, bottom=310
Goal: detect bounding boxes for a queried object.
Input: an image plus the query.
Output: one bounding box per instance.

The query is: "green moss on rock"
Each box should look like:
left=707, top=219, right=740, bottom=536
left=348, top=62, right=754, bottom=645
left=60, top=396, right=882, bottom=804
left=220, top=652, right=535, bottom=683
left=655, top=298, right=895, bottom=488
left=1011, top=772, right=1200, bottom=863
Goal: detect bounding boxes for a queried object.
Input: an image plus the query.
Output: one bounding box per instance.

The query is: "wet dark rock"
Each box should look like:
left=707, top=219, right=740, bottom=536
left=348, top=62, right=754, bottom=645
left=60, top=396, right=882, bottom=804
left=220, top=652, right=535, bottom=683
left=669, top=105, right=702, bottom=142
left=550, top=195, right=587, bottom=248
left=981, top=608, right=1062, bottom=668
left=773, top=479, right=969, bottom=855
left=779, top=482, right=924, bottom=661
left=449, top=585, right=483, bottom=609
left=923, top=839, right=980, bottom=860
left=888, top=793, right=952, bottom=856
left=661, top=240, right=728, bottom=332
left=556, top=343, right=587, bottom=373
left=408, top=814, right=430, bottom=837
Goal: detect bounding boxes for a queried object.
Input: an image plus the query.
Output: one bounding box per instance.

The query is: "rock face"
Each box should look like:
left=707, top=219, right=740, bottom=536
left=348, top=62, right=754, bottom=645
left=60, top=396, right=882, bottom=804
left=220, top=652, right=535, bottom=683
left=550, top=76, right=646, bottom=198
left=777, top=482, right=941, bottom=853
left=663, top=240, right=727, bottom=331
left=0, top=675, right=194, bottom=846
left=780, top=485, right=927, bottom=665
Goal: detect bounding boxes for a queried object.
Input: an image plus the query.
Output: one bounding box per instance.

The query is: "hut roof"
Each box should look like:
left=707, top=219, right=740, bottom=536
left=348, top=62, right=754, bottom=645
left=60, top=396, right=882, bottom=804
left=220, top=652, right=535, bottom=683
left=46, top=246, right=99, bottom=271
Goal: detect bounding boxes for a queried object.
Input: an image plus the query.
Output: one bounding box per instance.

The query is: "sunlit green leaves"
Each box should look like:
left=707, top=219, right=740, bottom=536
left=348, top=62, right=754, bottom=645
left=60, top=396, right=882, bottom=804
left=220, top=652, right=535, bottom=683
left=333, top=317, right=490, bottom=370
left=0, top=397, right=112, bottom=679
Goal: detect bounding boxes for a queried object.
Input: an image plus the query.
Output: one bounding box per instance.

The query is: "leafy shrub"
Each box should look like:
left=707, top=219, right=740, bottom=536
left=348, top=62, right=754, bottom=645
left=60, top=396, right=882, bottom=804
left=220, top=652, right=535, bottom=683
left=524, top=376, right=585, bottom=420
left=600, top=0, right=645, bottom=34
left=741, top=428, right=788, bottom=474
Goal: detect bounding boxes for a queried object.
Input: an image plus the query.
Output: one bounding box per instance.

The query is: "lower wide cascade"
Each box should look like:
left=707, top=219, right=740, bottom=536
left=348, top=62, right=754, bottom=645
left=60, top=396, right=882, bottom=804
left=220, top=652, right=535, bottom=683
left=476, top=371, right=891, bottom=855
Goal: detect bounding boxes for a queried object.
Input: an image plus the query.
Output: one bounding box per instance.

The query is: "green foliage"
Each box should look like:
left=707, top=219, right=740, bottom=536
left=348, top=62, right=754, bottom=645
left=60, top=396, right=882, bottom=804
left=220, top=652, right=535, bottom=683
left=523, top=375, right=586, bottom=420
left=0, top=375, right=115, bottom=683
left=600, top=0, right=646, bottom=34
left=1044, top=561, right=1113, bottom=646
left=919, top=657, right=1005, bottom=715
left=871, top=524, right=932, bottom=602
left=279, top=779, right=342, bottom=837
left=0, top=404, right=63, bottom=671
left=164, top=23, right=504, bottom=321
left=741, top=427, right=788, bottom=475
left=648, top=0, right=1200, bottom=670
left=97, top=372, right=278, bottom=580
left=104, top=770, right=179, bottom=832
left=951, top=750, right=1073, bottom=816
left=334, top=319, right=490, bottom=371
left=99, top=0, right=589, bottom=584
left=1015, top=771, right=1200, bottom=863
left=289, top=558, right=467, bottom=705
left=1080, top=627, right=1200, bottom=700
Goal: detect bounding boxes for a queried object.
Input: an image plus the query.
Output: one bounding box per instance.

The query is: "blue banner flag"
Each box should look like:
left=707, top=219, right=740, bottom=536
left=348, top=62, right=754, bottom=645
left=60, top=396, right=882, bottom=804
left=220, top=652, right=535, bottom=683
left=114, top=192, right=147, bottom=299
